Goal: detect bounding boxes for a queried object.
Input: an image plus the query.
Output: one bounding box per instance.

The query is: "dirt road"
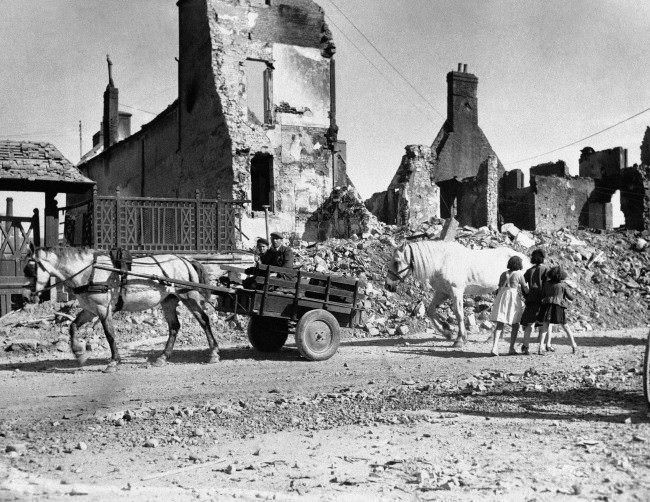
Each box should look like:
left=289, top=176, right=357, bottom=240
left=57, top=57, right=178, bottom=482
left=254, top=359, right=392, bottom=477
left=1, top=327, right=649, bottom=500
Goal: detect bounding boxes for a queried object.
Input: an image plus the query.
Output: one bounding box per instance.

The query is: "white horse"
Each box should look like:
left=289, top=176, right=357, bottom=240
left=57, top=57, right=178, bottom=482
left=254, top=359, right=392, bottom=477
left=28, top=247, right=218, bottom=372
left=385, top=240, right=530, bottom=346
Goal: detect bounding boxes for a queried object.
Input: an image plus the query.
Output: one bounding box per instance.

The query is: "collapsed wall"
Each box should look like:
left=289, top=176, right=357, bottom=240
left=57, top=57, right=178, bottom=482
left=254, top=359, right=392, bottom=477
left=366, top=65, right=502, bottom=228
left=365, top=146, right=440, bottom=226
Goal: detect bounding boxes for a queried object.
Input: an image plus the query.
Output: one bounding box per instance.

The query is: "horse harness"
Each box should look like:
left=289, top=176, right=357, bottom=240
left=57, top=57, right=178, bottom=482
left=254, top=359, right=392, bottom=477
left=46, top=249, right=180, bottom=312
left=388, top=244, right=415, bottom=282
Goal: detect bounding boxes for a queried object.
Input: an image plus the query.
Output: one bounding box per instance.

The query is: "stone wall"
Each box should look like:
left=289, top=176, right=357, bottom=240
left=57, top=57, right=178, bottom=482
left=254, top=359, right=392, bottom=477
left=533, top=175, right=595, bottom=231
left=579, top=146, right=627, bottom=180
left=530, top=160, right=568, bottom=179
left=365, top=145, right=440, bottom=226
left=620, top=165, right=650, bottom=231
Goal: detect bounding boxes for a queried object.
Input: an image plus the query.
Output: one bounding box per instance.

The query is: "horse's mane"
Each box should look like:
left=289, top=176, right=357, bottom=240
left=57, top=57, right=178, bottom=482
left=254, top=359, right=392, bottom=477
left=40, top=246, right=95, bottom=263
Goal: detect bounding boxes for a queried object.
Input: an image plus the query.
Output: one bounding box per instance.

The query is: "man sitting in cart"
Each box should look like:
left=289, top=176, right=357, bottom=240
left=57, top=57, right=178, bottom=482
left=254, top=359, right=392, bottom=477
left=266, top=232, right=294, bottom=270
left=243, top=233, right=294, bottom=288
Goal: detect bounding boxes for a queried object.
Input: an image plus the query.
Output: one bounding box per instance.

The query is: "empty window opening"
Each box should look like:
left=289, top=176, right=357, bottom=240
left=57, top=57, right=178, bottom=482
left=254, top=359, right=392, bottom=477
left=437, top=179, right=462, bottom=219
left=244, top=60, right=273, bottom=125
left=610, top=190, right=625, bottom=228
left=251, top=153, right=274, bottom=211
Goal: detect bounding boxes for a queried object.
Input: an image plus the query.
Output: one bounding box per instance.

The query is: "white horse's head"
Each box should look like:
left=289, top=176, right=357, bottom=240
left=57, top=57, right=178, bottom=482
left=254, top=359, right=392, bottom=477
left=385, top=241, right=413, bottom=292
left=25, top=248, right=60, bottom=294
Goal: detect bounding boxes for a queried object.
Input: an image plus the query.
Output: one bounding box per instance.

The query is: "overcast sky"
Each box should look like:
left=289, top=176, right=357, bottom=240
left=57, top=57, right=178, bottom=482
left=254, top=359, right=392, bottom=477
left=1, top=0, right=649, bottom=216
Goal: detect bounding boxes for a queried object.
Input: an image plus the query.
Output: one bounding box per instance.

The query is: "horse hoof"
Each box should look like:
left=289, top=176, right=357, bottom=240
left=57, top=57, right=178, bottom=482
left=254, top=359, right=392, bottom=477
left=75, top=352, right=89, bottom=366
left=452, top=339, right=465, bottom=348
left=152, top=356, right=167, bottom=367
left=208, top=353, right=220, bottom=364
left=103, top=362, right=118, bottom=373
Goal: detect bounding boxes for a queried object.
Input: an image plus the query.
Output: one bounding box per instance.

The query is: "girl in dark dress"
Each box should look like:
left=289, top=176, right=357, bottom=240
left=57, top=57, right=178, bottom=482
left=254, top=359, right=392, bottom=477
left=538, top=266, right=578, bottom=354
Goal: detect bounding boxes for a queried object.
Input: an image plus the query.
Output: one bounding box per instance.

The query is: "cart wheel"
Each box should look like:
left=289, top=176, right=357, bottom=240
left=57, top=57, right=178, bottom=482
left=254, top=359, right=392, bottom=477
left=643, top=331, right=650, bottom=404
left=295, top=309, right=340, bottom=361
left=247, top=316, right=289, bottom=353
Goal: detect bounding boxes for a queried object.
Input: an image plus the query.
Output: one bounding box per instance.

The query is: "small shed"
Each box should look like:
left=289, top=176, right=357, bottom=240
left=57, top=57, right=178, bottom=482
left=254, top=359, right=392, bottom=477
left=0, top=140, right=94, bottom=315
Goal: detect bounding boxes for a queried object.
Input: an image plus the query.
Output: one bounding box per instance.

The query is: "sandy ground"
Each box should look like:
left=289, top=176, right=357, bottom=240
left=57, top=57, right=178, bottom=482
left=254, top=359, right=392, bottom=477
left=1, top=326, right=649, bottom=501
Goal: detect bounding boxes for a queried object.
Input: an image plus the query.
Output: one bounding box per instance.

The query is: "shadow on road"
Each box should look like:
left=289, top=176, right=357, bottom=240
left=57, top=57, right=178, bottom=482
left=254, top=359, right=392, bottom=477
left=0, top=345, right=306, bottom=373
left=434, top=387, right=649, bottom=424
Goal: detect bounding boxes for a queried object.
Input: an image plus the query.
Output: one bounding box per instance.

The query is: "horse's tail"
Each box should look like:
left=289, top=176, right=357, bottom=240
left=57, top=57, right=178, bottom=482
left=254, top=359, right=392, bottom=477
left=189, top=259, right=212, bottom=301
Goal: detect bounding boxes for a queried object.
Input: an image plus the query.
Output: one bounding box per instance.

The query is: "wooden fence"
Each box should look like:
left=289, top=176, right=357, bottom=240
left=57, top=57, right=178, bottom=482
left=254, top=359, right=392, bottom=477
left=63, top=189, right=247, bottom=254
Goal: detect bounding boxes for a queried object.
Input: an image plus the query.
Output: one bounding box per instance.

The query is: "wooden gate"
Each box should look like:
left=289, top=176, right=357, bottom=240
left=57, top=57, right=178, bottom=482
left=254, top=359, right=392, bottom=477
left=0, top=209, right=40, bottom=316
left=63, top=189, right=247, bottom=254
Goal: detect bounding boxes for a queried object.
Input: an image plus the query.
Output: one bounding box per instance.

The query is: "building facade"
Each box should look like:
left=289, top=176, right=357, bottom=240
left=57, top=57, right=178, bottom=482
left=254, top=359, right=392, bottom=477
left=74, top=0, right=347, bottom=244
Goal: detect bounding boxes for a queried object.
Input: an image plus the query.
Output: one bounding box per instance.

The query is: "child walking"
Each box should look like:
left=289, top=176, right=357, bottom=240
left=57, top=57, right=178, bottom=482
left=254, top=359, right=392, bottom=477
left=489, top=256, right=529, bottom=356
left=538, top=266, right=578, bottom=354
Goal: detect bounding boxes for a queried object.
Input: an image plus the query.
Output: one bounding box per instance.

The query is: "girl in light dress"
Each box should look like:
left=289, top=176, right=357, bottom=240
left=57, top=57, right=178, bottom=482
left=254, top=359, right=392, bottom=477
left=489, top=256, right=529, bottom=356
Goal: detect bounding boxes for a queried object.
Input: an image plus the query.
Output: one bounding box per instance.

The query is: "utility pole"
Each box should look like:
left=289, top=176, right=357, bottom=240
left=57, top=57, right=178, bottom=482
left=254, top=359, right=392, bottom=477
left=78, top=121, right=83, bottom=160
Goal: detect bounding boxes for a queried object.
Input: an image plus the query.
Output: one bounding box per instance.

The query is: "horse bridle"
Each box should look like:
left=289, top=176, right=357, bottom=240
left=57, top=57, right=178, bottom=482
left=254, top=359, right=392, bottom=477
left=387, top=244, right=414, bottom=282
left=27, top=254, right=94, bottom=294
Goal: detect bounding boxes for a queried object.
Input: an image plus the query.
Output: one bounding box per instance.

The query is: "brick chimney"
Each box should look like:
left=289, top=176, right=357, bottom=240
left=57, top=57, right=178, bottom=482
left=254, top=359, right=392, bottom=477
left=446, top=63, right=478, bottom=132
left=103, top=55, right=119, bottom=150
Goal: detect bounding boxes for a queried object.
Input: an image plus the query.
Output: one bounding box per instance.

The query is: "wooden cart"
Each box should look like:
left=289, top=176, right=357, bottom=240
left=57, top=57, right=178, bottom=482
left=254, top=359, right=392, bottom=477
left=217, top=264, right=365, bottom=361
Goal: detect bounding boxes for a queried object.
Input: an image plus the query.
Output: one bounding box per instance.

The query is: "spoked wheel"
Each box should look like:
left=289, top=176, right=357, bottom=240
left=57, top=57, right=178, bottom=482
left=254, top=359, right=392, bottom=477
left=643, top=331, right=650, bottom=404
left=295, top=309, right=340, bottom=361
left=247, top=315, right=289, bottom=353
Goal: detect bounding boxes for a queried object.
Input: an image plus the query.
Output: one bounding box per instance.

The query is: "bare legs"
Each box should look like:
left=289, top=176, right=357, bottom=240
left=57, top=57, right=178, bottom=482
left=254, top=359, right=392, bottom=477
left=507, top=323, right=521, bottom=355
left=491, top=322, right=505, bottom=356
left=538, top=323, right=577, bottom=354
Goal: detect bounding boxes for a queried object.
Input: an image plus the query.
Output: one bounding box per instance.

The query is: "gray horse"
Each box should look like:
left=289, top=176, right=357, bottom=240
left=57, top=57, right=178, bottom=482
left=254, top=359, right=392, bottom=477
left=30, top=247, right=218, bottom=372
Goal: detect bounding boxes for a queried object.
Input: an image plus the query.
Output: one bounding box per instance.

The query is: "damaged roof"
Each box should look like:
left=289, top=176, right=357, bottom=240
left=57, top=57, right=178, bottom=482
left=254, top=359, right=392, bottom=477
left=0, top=140, right=94, bottom=192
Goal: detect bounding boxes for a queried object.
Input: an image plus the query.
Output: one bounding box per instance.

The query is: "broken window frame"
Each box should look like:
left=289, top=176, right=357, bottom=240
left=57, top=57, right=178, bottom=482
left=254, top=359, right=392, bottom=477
left=244, top=58, right=274, bottom=126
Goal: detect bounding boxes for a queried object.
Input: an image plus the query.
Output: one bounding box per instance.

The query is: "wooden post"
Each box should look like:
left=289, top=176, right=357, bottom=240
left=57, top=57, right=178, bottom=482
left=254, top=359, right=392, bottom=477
left=44, top=192, right=59, bottom=302
left=262, top=205, right=270, bottom=243
left=44, top=192, right=58, bottom=248
left=195, top=189, right=201, bottom=252
left=115, top=187, right=121, bottom=248
left=92, top=186, right=98, bottom=247
left=32, top=208, right=40, bottom=247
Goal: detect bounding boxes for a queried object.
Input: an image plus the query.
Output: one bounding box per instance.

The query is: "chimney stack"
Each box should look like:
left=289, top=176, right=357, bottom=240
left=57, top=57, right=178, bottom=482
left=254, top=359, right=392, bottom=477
left=446, top=64, right=478, bottom=131
left=102, top=55, right=119, bottom=150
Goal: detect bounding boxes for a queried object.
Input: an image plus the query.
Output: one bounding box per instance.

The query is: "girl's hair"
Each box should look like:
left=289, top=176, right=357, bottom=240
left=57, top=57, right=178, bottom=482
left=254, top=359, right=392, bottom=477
left=530, top=248, right=545, bottom=265
left=548, top=266, right=567, bottom=283
left=507, top=255, right=523, bottom=271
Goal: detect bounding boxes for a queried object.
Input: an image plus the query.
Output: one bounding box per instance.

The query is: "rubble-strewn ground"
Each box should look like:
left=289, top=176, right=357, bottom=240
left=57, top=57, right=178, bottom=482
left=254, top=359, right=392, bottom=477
left=0, top=227, right=648, bottom=500
left=1, top=327, right=649, bottom=500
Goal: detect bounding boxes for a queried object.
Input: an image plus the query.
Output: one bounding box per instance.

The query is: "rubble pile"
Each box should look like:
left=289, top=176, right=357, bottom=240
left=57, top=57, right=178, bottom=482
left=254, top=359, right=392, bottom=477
left=293, top=221, right=649, bottom=335
left=303, top=186, right=383, bottom=241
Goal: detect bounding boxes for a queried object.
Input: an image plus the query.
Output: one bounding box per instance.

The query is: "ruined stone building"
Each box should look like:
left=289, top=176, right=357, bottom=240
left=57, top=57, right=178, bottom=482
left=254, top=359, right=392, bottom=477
left=366, top=64, right=502, bottom=229
left=500, top=143, right=650, bottom=232
left=73, top=0, right=346, bottom=243
left=367, top=66, right=650, bottom=234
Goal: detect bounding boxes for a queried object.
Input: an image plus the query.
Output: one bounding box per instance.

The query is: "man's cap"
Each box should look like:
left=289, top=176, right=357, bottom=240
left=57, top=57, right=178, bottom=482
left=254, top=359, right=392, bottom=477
left=270, top=232, right=283, bottom=239
left=257, top=238, right=269, bottom=245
